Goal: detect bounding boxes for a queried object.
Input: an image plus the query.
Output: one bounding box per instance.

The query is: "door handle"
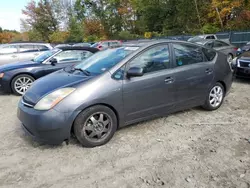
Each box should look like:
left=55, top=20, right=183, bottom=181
left=205, top=68, right=213, bottom=74
left=165, top=77, right=174, bottom=84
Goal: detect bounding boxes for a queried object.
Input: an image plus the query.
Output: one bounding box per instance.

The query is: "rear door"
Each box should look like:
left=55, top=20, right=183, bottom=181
left=43, top=50, right=94, bottom=75
left=0, top=45, right=19, bottom=65
left=170, top=43, right=215, bottom=107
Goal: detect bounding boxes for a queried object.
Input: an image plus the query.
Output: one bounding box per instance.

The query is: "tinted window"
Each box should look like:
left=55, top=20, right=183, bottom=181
left=128, top=45, right=170, bottom=73
left=54, top=50, right=93, bottom=63
left=173, top=44, right=204, bottom=66
left=202, top=48, right=216, bottom=61
left=206, top=35, right=216, bottom=39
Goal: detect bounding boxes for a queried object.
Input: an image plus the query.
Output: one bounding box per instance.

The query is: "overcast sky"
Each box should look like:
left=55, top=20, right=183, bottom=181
left=0, top=0, right=37, bottom=31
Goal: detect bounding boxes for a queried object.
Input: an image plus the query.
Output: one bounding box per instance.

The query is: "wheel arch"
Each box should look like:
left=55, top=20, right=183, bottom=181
left=70, top=103, right=120, bottom=135
left=217, top=80, right=226, bottom=94
left=10, top=73, right=36, bottom=92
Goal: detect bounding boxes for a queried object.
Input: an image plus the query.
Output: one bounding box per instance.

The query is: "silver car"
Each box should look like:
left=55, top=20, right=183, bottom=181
left=195, top=39, right=237, bottom=62
left=0, top=43, right=53, bottom=65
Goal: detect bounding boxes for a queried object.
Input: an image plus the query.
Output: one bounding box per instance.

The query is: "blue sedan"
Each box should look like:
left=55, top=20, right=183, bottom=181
left=0, top=47, right=98, bottom=95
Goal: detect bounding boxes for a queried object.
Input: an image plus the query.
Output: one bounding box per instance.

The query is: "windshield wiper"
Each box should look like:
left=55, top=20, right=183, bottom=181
left=73, top=68, right=91, bottom=76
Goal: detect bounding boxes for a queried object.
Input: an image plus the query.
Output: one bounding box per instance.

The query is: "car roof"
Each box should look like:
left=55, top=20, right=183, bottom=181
left=57, top=46, right=99, bottom=53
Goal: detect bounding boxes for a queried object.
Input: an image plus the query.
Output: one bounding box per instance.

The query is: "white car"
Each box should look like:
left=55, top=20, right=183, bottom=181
left=0, top=43, right=53, bottom=65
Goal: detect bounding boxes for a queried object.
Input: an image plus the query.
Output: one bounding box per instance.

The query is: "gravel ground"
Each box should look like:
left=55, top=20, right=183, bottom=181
left=0, top=80, right=249, bottom=188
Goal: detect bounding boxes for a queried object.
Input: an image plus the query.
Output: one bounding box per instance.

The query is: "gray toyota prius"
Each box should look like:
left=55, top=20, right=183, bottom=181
left=17, top=40, right=233, bottom=147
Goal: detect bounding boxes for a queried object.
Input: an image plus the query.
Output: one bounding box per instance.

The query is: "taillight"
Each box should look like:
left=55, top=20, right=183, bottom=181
left=98, top=45, right=102, bottom=49
left=234, top=48, right=238, bottom=51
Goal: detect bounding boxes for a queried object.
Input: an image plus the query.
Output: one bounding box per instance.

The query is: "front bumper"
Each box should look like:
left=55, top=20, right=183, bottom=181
left=235, top=67, right=250, bottom=78
left=17, top=100, right=77, bottom=145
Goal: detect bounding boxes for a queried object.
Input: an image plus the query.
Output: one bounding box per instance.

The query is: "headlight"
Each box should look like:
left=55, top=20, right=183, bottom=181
left=0, top=73, right=4, bottom=78
left=34, top=88, right=75, bottom=110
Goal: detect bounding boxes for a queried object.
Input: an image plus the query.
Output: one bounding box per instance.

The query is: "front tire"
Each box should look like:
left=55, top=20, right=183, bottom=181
left=202, top=82, right=225, bottom=111
left=73, top=105, right=117, bottom=147
left=11, top=74, right=35, bottom=96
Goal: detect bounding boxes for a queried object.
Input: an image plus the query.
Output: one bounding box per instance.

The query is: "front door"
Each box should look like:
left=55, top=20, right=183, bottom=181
left=171, top=43, right=215, bottom=107
left=122, top=44, right=176, bottom=124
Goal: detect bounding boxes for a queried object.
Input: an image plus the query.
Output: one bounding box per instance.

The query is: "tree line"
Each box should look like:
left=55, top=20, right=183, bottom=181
left=1, top=0, right=250, bottom=43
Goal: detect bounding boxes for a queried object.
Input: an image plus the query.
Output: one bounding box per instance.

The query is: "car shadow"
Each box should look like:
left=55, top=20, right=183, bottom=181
left=234, top=78, right=250, bottom=84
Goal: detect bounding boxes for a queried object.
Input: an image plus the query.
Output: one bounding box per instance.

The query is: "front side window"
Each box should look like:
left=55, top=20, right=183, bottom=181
left=54, top=50, right=93, bottom=63
left=34, top=49, right=60, bottom=63
left=173, top=44, right=204, bottom=66
left=128, top=45, right=170, bottom=74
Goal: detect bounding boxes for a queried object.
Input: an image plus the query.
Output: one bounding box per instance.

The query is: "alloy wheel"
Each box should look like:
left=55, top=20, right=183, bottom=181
left=14, top=76, right=34, bottom=95
left=82, top=112, right=112, bottom=143
left=209, top=86, right=224, bottom=108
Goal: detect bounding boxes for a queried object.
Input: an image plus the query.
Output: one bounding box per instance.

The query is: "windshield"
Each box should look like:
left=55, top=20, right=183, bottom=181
left=75, top=47, right=139, bottom=75
left=33, top=49, right=60, bottom=63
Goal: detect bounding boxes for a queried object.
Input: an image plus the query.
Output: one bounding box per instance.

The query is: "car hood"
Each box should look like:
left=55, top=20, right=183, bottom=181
left=23, top=70, right=93, bottom=105
left=0, top=60, right=37, bottom=72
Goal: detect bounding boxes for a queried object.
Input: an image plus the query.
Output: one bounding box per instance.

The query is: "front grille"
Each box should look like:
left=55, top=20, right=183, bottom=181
left=239, top=60, right=250, bottom=68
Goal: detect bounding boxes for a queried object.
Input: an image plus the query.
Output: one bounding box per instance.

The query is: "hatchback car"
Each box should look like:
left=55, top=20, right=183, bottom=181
left=193, top=39, right=237, bottom=62
left=17, top=41, right=233, bottom=147
left=0, top=43, right=53, bottom=65
left=0, top=47, right=98, bottom=95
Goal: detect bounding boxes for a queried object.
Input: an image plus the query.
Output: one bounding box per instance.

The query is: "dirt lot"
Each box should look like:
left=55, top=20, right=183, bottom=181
left=0, top=80, right=249, bottom=188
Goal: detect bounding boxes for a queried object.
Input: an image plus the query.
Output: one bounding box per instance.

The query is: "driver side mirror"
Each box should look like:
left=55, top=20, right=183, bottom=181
left=127, top=67, right=144, bottom=78
left=50, top=58, right=58, bottom=66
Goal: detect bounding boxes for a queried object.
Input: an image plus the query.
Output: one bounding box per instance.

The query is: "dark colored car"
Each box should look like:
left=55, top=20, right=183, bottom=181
left=232, top=50, right=250, bottom=78
left=0, top=47, right=98, bottom=95
left=17, top=41, right=233, bottom=147
left=194, top=39, right=237, bottom=63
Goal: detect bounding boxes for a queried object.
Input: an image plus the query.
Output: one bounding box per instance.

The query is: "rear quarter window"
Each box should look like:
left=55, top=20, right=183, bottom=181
left=202, top=48, right=216, bottom=61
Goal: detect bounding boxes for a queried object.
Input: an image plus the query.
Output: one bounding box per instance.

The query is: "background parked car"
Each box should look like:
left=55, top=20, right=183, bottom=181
left=188, top=34, right=230, bottom=44
left=91, top=40, right=122, bottom=50
left=193, top=39, right=237, bottom=62
left=73, top=43, right=91, bottom=47
left=236, top=41, right=250, bottom=56
left=17, top=41, right=232, bottom=147
left=232, top=50, right=250, bottom=79
left=0, top=46, right=98, bottom=95
left=0, top=43, right=53, bottom=65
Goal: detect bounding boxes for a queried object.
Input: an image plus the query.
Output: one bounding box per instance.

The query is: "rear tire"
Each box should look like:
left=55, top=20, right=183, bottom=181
left=73, top=105, right=117, bottom=147
left=11, top=74, right=35, bottom=96
left=202, top=82, right=225, bottom=111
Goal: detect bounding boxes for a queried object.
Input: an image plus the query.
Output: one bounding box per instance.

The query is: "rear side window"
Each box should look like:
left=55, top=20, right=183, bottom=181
left=173, top=43, right=204, bottom=66
left=202, top=48, right=216, bottom=61
left=213, top=41, right=229, bottom=47
left=19, top=45, right=39, bottom=53
left=37, top=45, right=49, bottom=51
